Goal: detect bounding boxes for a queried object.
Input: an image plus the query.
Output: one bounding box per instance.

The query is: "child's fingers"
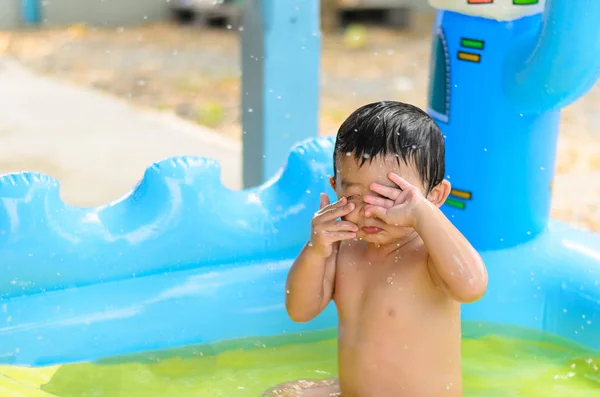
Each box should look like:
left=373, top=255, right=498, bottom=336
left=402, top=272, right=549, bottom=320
left=388, top=172, right=412, bottom=190
left=363, top=194, right=394, bottom=208
left=395, top=188, right=412, bottom=203
left=328, top=220, right=359, bottom=232
left=369, top=183, right=401, bottom=200
left=318, top=202, right=355, bottom=222
left=315, top=220, right=358, bottom=235
left=318, top=196, right=346, bottom=213
left=323, top=231, right=357, bottom=241
left=319, top=193, right=330, bottom=209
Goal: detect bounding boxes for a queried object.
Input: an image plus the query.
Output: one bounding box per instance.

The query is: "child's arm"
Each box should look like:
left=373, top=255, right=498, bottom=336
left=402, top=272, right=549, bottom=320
left=364, top=172, right=487, bottom=303
left=285, top=195, right=357, bottom=322
left=285, top=243, right=337, bottom=322
left=414, top=201, right=488, bottom=303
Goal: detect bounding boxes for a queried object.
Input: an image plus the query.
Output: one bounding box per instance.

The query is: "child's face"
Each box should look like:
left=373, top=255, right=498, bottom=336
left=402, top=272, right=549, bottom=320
left=331, top=154, right=428, bottom=244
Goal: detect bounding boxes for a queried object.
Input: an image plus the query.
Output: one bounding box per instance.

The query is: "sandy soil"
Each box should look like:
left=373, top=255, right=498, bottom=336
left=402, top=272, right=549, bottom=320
left=0, top=17, right=598, bottom=231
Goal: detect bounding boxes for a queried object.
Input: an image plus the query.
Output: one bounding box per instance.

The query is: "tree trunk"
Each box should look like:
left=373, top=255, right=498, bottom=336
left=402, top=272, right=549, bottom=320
left=321, top=0, right=339, bottom=33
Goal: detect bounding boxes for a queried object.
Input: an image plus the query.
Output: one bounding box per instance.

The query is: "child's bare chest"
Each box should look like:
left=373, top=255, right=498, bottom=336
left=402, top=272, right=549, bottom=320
left=333, top=247, right=440, bottom=323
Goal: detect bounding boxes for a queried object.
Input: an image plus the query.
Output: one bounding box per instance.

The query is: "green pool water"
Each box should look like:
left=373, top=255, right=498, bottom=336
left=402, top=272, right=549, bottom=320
left=1, top=323, right=598, bottom=397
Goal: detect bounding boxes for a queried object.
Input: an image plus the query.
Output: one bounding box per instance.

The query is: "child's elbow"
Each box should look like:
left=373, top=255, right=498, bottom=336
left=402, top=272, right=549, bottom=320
left=285, top=298, right=319, bottom=323
left=455, top=285, right=486, bottom=303
left=455, top=274, right=488, bottom=303
left=286, top=305, right=316, bottom=323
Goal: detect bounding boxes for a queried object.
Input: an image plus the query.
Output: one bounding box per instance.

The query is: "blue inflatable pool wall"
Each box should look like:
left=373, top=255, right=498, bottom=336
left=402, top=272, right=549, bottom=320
left=1, top=0, right=600, bottom=367
left=1, top=137, right=599, bottom=366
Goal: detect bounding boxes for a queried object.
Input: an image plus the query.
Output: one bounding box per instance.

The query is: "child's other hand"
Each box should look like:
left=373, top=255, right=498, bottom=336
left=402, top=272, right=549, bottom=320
left=363, top=172, right=427, bottom=228
left=310, top=194, right=358, bottom=258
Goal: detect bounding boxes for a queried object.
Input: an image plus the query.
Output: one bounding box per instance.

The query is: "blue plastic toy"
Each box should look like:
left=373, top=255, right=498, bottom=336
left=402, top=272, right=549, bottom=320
left=0, top=0, right=599, bottom=371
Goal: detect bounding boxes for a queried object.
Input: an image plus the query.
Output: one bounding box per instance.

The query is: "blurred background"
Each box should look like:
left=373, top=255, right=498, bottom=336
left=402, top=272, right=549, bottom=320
left=0, top=0, right=598, bottom=231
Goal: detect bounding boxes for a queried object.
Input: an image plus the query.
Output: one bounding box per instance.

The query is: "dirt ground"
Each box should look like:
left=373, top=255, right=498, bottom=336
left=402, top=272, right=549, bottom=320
left=0, top=17, right=598, bottom=232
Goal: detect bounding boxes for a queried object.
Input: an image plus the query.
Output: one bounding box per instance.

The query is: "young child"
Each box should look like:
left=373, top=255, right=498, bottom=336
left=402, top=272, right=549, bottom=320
left=266, top=101, right=488, bottom=397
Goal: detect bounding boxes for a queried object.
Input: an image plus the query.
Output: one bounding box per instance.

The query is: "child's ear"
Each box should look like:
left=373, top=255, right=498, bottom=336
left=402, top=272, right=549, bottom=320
left=329, top=176, right=336, bottom=191
left=427, top=180, right=451, bottom=208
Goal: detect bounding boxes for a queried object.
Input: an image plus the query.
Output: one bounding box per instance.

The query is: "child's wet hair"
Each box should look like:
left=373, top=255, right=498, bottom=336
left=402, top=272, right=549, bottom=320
left=333, top=101, right=445, bottom=194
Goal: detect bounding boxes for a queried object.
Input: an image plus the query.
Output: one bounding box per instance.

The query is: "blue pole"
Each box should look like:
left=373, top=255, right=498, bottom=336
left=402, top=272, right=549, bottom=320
left=426, top=0, right=600, bottom=251
left=241, top=0, right=321, bottom=188
left=21, top=0, right=41, bottom=26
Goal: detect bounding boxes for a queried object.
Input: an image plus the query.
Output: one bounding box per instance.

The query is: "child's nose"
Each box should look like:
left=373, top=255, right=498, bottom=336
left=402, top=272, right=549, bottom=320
left=347, top=196, right=367, bottom=216
left=356, top=201, right=367, bottom=216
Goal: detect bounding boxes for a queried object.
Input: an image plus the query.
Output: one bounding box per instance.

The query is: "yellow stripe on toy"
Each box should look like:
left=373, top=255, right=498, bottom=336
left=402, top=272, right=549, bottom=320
left=457, top=51, right=481, bottom=63
left=450, top=189, right=472, bottom=200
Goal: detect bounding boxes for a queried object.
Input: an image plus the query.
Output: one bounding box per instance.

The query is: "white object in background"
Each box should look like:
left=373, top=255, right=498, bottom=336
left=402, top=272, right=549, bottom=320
left=428, top=0, right=546, bottom=21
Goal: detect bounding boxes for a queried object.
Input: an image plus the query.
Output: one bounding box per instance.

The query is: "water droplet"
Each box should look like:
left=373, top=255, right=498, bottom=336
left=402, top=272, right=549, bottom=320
left=248, top=108, right=253, bottom=112
left=387, top=277, right=394, bottom=284
left=483, top=147, right=487, bottom=152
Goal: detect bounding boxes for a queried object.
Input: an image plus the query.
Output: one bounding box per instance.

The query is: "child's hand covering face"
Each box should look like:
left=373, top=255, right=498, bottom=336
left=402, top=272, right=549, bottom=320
left=363, top=172, right=428, bottom=228
left=309, top=194, right=359, bottom=258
